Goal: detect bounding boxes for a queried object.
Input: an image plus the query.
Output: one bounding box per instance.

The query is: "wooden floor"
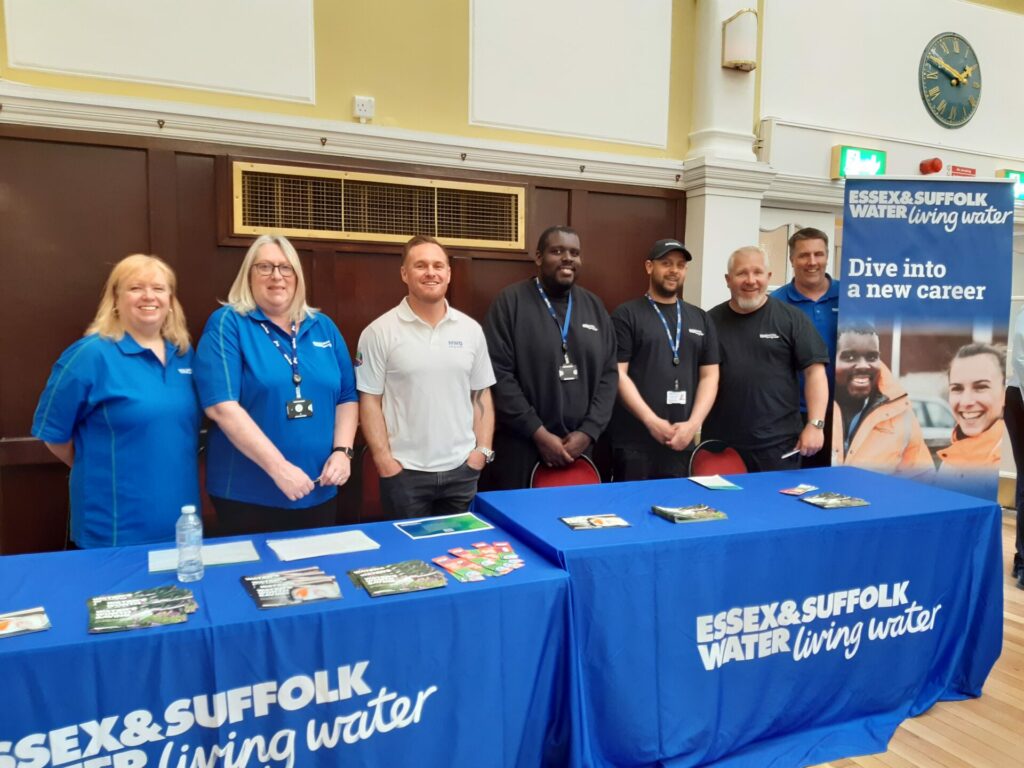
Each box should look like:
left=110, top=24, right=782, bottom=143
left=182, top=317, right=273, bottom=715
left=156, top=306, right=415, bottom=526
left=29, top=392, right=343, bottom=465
left=815, top=510, right=1024, bottom=768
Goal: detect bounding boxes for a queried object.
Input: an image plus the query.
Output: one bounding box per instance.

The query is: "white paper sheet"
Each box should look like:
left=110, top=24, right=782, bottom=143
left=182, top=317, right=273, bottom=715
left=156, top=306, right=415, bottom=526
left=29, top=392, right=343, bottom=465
left=148, top=540, right=260, bottom=573
left=266, top=530, right=380, bottom=562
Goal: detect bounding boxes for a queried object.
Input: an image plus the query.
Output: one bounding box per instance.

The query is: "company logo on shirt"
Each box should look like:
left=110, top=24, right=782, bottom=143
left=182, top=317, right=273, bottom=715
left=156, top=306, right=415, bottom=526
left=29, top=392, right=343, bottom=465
left=313, top=340, right=333, bottom=349
left=688, top=329, right=704, bottom=336
left=759, top=333, right=781, bottom=340
left=177, top=368, right=193, bottom=375
left=354, top=351, right=363, bottom=367
left=448, top=340, right=464, bottom=349
left=582, top=323, right=599, bottom=332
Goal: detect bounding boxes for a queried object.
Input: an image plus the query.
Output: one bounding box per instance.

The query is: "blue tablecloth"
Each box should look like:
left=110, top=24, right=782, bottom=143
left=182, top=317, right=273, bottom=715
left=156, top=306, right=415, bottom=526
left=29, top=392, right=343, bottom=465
left=0, top=520, right=573, bottom=768
left=474, top=466, right=1003, bottom=768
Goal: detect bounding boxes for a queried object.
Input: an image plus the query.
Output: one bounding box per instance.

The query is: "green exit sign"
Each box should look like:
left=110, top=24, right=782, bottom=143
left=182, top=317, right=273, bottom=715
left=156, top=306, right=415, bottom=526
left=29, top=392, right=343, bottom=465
left=996, top=169, right=1024, bottom=200
left=830, top=145, right=887, bottom=179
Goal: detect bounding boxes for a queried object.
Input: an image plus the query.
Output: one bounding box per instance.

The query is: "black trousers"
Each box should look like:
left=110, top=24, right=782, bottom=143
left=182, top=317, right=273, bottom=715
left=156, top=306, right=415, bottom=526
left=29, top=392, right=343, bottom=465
left=738, top=437, right=803, bottom=473
left=482, top=429, right=596, bottom=490
left=379, top=461, right=480, bottom=519
left=211, top=496, right=337, bottom=537
left=1004, top=386, right=1024, bottom=571
left=612, top=443, right=692, bottom=482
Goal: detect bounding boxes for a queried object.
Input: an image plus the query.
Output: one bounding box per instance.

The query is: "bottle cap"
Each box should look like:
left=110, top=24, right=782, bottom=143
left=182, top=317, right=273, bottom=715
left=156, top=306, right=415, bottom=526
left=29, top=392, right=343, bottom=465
left=181, top=505, right=197, bottom=514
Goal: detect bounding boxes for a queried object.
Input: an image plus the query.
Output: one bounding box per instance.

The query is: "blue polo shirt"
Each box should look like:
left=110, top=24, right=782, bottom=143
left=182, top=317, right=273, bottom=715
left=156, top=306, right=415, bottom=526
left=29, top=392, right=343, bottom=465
left=776, top=276, right=841, bottom=407
left=194, top=306, right=358, bottom=509
left=32, top=334, right=201, bottom=548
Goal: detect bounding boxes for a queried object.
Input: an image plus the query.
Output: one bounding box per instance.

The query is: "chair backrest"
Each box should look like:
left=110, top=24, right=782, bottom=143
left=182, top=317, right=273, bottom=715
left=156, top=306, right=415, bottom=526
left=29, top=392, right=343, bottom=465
left=689, top=439, right=748, bottom=476
left=530, top=455, right=602, bottom=488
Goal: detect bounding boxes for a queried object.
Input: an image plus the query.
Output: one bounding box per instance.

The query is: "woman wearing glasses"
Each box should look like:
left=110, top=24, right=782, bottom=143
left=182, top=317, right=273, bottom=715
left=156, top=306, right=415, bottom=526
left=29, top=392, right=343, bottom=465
left=194, top=235, right=358, bottom=534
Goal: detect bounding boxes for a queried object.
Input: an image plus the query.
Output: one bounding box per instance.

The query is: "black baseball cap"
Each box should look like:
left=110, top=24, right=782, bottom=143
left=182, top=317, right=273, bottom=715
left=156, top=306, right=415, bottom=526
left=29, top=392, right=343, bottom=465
left=647, top=239, right=693, bottom=262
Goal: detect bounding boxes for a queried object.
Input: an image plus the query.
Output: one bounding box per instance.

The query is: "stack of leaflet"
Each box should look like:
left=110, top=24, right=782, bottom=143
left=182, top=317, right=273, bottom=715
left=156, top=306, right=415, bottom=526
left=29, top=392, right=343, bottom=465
left=87, top=585, right=197, bottom=633
left=348, top=560, right=448, bottom=597
left=242, top=567, right=341, bottom=609
left=800, top=491, right=869, bottom=509
left=432, top=541, right=524, bottom=582
left=651, top=504, right=727, bottom=524
left=0, top=607, right=51, bottom=638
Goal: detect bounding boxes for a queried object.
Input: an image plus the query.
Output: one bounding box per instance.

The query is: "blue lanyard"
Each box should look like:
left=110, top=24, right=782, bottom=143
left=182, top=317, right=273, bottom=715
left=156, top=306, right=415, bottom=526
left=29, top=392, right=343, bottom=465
left=645, top=293, right=682, bottom=366
left=259, top=321, right=303, bottom=397
left=534, top=277, right=573, bottom=354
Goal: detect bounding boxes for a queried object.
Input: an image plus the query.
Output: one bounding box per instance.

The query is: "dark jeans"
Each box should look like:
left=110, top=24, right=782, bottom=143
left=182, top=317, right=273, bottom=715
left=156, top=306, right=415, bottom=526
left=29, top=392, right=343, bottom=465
left=379, top=461, right=480, bottom=519
left=738, top=437, right=803, bottom=473
left=211, top=496, right=337, bottom=536
left=612, top=444, right=692, bottom=482
left=1004, top=386, right=1024, bottom=571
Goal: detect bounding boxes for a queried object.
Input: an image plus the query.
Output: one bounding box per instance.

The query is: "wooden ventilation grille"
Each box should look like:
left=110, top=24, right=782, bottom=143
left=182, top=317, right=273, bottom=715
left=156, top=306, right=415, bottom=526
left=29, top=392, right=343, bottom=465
left=232, top=161, right=524, bottom=249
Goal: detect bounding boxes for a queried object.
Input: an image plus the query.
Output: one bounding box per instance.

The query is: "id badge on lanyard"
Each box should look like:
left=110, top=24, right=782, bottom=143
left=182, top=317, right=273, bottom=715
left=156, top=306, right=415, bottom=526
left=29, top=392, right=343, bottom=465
left=536, top=278, right=578, bottom=382
left=260, top=321, right=314, bottom=419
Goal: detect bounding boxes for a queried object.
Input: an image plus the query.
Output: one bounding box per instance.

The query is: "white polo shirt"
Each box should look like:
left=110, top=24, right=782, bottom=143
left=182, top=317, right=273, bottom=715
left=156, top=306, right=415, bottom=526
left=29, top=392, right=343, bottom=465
left=356, top=298, right=496, bottom=471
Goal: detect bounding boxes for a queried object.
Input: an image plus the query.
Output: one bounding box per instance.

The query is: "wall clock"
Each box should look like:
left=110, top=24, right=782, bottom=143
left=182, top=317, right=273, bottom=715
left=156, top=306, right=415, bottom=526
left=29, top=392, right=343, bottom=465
left=919, top=32, right=981, bottom=128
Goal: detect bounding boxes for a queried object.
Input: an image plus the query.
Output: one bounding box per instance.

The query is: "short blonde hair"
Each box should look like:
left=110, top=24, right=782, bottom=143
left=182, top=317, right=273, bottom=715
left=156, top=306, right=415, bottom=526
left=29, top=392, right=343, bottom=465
left=224, top=235, right=316, bottom=324
left=86, top=254, right=190, bottom=354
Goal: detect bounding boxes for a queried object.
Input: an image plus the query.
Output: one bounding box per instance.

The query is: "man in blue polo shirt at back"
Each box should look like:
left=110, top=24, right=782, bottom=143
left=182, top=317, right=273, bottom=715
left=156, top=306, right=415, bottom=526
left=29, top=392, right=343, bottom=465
left=776, top=227, right=841, bottom=468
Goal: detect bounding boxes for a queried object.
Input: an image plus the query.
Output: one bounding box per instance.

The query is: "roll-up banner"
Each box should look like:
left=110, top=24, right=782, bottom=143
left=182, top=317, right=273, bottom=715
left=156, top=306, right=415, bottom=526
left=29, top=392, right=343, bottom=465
left=835, top=178, right=1015, bottom=501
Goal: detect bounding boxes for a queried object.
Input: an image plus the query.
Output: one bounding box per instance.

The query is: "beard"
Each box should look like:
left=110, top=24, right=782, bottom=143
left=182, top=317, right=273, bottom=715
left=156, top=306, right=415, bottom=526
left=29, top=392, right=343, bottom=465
left=649, top=280, right=680, bottom=300
left=733, top=293, right=767, bottom=311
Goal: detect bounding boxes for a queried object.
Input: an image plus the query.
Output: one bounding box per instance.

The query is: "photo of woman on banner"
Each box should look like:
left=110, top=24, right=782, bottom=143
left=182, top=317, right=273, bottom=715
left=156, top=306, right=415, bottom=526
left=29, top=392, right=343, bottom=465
left=830, top=323, right=932, bottom=478
left=937, top=343, right=1006, bottom=497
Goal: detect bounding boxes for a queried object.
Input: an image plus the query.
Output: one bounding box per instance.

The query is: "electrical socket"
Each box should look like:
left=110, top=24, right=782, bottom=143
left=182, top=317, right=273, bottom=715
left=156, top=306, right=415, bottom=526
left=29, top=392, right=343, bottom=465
left=353, top=95, right=375, bottom=122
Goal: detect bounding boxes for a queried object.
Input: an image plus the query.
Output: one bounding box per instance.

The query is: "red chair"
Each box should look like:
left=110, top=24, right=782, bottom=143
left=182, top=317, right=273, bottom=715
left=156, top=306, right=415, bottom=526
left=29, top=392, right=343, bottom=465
left=688, top=440, right=748, bottom=476
left=530, top=455, right=602, bottom=488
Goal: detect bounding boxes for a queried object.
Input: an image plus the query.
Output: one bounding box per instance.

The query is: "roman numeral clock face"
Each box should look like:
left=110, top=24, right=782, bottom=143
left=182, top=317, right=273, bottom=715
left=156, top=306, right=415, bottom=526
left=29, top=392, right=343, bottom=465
left=919, top=32, right=981, bottom=128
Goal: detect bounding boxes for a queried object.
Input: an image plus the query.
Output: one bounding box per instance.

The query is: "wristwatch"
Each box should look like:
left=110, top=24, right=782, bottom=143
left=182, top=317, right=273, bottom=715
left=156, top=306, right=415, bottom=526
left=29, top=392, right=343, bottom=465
left=475, top=446, right=496, bottom=464
left=332, top=446, right=355, bottom=459
left=809, top=419, right=825, bottom=430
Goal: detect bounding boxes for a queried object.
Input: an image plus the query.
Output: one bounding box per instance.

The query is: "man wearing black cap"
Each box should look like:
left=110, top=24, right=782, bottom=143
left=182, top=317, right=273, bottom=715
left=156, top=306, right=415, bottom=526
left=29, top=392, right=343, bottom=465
left=608, top=239, right=720, bottom=480
left=483, top=225, right=618, bottom=490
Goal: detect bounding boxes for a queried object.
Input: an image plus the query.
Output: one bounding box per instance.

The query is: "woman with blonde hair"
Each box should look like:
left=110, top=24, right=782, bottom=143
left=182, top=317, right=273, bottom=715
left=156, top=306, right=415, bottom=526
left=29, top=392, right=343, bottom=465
left=194, top=235, right=358, bottom=534
left=32, top=254, right=201, bottom=548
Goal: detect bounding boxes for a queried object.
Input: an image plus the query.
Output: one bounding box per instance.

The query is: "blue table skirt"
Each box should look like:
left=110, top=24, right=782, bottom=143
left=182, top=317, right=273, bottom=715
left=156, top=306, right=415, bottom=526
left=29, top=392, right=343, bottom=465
left=0, top=520, right=574, bottom=768
left=474, top=466, right=1003, bottom=768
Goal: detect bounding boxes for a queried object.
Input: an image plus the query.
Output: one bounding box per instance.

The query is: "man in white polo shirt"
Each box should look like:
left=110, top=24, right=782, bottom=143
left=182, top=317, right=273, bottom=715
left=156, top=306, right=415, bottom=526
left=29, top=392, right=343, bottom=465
left=356, top=235, right=496, bottom=518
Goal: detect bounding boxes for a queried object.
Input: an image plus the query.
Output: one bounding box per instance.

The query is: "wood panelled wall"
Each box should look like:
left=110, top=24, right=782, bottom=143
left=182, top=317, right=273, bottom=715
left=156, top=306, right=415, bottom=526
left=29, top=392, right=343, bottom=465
left=0, top=125, right=685, bottom=554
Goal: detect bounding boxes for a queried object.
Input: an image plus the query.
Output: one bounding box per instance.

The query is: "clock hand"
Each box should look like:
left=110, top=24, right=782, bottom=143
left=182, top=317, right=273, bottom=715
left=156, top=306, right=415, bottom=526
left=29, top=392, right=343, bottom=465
left=928, top=54, right=966, bottom=84
left=960, top=63, right=976, bottom=81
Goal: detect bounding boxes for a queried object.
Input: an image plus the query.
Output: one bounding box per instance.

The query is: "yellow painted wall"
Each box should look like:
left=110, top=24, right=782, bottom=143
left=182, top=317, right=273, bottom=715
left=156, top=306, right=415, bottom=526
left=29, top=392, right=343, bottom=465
left=966, top=0, right=1024, bottom=13
left=0, top=0, right=695, bottom=159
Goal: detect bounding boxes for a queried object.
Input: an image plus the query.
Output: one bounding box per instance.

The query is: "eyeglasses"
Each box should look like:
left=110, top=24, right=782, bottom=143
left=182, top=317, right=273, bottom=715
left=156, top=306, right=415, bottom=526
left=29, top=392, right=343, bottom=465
left=252, top=262, right=296, bottom=278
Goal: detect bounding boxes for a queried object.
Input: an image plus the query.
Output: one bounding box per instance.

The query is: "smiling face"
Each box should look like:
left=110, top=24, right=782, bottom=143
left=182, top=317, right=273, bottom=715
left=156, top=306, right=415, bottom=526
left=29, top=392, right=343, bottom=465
left=401, top=241, right=451, bottom=305
left=725, top=248, right=771, bottom=312
left=249, top=242, right=297, bottom=318
left=790, top=238, right=829, bottom=295
left=647, top=251, right=688, bottom=300
left=948, top=352, right=1005, bottom=438
left=835, top=331, right=882, bottom=402
left=536, top=231, right=582, bottom=295
left=115, top=266, right=171, bottom=338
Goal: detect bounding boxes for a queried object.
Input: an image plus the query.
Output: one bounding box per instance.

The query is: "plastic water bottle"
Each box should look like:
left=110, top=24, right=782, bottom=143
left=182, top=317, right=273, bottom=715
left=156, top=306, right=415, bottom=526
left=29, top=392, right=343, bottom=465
left=176, top=505, right=204, bottom=583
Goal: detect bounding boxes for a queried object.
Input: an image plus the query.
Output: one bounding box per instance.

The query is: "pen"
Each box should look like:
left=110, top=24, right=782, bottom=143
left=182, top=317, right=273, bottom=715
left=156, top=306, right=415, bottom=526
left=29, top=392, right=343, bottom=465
left=780, top=449, right=800, bottom=460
